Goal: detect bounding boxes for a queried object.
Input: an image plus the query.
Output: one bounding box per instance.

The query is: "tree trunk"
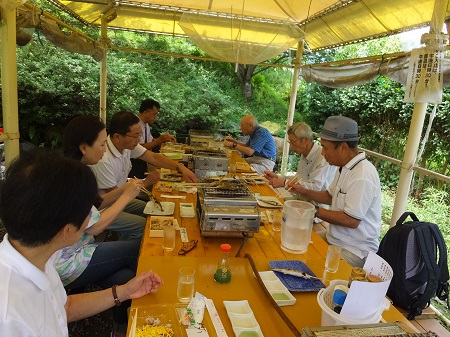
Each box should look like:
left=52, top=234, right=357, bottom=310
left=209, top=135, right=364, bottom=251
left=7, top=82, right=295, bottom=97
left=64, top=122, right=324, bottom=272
left=235, top=64, right=257, bottom=99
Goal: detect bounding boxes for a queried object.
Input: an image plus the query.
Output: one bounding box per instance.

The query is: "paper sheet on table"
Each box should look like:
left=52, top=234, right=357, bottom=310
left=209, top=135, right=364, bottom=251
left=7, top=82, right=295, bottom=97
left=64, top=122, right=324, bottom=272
left=340, top=252, right=393, bottom=319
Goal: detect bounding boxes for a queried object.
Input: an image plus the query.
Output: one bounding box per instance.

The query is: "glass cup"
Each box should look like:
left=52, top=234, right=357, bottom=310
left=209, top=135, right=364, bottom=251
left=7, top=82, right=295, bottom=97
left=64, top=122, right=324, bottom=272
left=229, top=163, right=237, bottom=174
left=162, top=226, right=176, bottom=252
left=272, top=209, right=282, bottom=232
left=177, top=267, right=195, bottom=302
left=325, top=245, right=341, bottom=273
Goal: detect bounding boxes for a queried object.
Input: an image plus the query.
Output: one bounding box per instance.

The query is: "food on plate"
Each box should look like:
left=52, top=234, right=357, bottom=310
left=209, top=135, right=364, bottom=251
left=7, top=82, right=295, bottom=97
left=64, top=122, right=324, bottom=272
left=155, top=181, right=173, bottom=192
left=160, top=173, right=182, bottom=182
left=150, top=218, right=173, bottom=230
left=135, top=324, right=174, bottom=337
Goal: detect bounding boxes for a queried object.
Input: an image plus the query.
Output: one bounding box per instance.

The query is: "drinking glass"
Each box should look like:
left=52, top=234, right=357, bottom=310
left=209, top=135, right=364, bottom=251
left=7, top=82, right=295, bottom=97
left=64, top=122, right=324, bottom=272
left=163, top=226, right=176, bottom=252
left=325, top=245, right=341, bottom=273
left=272, top=209, right=282, bottom=232
left=229, top=163, right=237, bottom=174
left=177, top=267, right=195, bottom=302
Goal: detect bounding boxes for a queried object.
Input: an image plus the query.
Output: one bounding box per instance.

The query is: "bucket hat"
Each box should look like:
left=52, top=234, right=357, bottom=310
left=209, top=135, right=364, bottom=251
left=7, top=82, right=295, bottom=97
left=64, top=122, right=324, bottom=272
left=317, top=116, right=359, bottom=142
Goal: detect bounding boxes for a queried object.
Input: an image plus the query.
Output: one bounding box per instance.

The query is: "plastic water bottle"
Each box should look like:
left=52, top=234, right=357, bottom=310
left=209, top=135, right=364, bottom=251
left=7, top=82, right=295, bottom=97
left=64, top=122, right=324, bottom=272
left=213, top=244, right=232, bottom=284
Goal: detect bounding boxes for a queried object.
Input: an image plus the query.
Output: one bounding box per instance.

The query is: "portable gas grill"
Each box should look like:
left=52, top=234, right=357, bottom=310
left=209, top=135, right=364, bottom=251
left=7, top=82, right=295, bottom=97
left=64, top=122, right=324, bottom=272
left=193, top=149, right=229, bottom=178
left=197, top=178, right=261, bottom=253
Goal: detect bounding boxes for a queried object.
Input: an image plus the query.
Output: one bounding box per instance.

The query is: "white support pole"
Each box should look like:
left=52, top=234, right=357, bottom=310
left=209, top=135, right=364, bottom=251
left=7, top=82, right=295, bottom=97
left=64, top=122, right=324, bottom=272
left=390, top=0, right=447, bottom=226
left=1, top=7, right=21, bottom=167
left=390, top=103, right=428, bottom=226
left=280, top=41, right=304, bottom=175
left=99, top=14, right=108, bottom=123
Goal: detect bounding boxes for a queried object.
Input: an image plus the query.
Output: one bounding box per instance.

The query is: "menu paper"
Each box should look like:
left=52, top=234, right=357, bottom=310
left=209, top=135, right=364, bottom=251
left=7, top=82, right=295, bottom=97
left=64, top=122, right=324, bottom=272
left=340, top=252, right=393, bottom=319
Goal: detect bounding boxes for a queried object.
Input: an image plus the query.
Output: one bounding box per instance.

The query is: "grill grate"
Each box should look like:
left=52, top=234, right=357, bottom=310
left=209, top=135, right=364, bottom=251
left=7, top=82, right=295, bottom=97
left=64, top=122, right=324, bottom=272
left=194, top=150, right=227, bottom=157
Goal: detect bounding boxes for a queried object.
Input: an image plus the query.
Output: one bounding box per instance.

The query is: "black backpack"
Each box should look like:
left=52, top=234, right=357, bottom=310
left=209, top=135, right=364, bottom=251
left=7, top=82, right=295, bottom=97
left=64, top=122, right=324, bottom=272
left=377, top=212, right=449, bottom=320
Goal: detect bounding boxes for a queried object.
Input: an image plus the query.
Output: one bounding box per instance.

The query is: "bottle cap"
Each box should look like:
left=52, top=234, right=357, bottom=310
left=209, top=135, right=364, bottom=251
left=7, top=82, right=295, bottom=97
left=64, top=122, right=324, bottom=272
left=332, top=289, right=347, bottom=306
left=220, top=244, right=231, bottom=252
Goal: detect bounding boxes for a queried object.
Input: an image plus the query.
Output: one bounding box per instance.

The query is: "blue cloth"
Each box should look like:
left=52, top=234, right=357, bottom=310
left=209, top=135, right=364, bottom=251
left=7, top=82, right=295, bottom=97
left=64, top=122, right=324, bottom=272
left=246, top=126, right=276, bottom=160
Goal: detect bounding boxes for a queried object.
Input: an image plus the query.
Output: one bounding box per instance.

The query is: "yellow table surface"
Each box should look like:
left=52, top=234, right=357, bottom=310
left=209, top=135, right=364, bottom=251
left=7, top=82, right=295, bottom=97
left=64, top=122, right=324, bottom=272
left=128, top=152, right=417, bottom=336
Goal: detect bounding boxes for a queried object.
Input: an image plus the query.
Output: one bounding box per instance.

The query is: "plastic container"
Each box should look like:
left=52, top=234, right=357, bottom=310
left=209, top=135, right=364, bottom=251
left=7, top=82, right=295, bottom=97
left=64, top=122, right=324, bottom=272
left=317, top=280, right=390, bottom=326
left=280, top=200, right=315, bottom=254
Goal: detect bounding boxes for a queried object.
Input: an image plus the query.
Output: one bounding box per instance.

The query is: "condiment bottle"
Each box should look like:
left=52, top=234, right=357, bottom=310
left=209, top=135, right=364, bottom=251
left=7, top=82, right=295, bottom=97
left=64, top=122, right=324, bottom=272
left=348, top=267, right=366, bottom=287
left=214, top=244, right=232, bottom=284
left=332, top=285, right=348, bottom=314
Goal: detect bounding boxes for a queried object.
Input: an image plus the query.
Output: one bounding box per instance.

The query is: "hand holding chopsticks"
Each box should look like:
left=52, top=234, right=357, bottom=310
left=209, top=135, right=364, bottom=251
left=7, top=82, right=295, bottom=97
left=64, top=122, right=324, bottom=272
left=134, top=177, right=164, bottom=212
left=285, top=175, right=301, bottom=192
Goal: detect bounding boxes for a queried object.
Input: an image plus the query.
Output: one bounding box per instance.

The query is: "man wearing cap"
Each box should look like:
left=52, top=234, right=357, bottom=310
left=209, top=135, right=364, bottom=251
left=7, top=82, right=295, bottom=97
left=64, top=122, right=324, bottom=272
left=287, top=116, right=381, bottom=267
left=224, top=115, right=277, bottom=174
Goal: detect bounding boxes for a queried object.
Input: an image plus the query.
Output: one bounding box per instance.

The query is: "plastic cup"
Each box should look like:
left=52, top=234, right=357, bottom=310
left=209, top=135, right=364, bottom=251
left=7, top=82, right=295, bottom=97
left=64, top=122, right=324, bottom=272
left=162, top=226, right=176, bottom=252
left=325, top=245, right=341, bottom=273
left=177, top=267, right=195, bottom=302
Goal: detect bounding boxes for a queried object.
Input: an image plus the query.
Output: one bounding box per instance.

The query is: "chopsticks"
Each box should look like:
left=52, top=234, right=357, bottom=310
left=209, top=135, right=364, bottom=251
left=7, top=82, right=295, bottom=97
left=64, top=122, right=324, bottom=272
left=134, top=177, right=164, bottom=211
left=285, top=175, right=300, bottom=192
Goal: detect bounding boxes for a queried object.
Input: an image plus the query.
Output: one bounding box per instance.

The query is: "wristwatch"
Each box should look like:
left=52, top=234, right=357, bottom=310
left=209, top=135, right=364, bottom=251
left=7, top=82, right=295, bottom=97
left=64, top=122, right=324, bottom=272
left=232, top=142, right=237, bottom=149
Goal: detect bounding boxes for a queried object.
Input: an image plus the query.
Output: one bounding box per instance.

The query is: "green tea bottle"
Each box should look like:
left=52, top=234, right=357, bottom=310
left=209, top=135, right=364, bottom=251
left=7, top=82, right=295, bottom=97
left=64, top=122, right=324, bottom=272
left=214, top=244, right=232, bottom=284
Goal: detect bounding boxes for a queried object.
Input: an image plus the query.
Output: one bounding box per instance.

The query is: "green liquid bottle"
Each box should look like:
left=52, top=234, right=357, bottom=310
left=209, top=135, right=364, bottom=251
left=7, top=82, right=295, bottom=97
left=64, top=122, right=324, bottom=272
left=214, top=243, right=232, bottom=284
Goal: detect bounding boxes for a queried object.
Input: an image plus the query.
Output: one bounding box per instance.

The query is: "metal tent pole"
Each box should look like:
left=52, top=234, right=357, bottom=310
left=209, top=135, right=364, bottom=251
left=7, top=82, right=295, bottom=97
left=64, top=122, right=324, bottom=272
left=1, top=7, right=21, bottom=167
left=280, top=41, right=304, bottom=175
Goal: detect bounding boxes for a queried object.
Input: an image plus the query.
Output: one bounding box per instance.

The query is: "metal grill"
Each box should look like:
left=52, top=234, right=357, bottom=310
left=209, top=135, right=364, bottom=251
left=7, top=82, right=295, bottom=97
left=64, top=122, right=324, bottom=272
left=193, top=149, right=227, bottom=157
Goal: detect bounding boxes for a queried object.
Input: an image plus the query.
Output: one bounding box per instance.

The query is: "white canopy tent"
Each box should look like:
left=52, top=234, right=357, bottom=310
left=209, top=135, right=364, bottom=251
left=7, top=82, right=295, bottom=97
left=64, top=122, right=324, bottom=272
left=1, top=0, right=450, bottom=226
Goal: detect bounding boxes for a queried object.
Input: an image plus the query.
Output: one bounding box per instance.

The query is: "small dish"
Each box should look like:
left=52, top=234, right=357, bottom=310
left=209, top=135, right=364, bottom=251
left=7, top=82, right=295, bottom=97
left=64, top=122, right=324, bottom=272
left=143, top=201, right=175, bottom=216
left=228, top=313, right=258, bottom=329
left=256, top=196, right=283, bottom=208
left=234, top=327, right=264, bottom=337
left=259, top=271, right=296, bottom=306
left=223, top=300, right=252, bottom=314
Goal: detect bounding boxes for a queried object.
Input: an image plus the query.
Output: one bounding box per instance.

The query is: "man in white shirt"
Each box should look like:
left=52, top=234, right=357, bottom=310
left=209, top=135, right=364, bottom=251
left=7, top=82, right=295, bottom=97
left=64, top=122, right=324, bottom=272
left=129, top=98, right=176, bottom=178
left=288, top=116, right=382, bottom=267
left=264, top=122, right=336, bottom=198
left=90, top=111, right=198, bottom=239
left=0, top=150, right=163, bottom=337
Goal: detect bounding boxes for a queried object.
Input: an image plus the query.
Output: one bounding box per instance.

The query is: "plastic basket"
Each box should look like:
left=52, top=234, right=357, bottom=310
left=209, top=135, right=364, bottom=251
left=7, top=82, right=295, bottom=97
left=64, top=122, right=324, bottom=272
left=317, top=280, right=390, bottom=326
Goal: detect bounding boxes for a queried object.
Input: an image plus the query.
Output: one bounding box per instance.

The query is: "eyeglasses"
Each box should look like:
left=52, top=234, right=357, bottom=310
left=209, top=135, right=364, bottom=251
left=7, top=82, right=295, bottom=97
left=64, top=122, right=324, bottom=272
left=287, top=138, right=300, bottom=144
left=125, top=132, right=143, bottom=139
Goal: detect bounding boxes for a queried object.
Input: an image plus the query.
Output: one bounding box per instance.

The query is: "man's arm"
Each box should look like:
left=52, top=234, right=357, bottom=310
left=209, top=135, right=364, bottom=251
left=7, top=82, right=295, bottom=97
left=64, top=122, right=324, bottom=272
left=65, top=270, right=163, bottom=322
left=315, top=207, right=361, bottom=228
left=142, top=133, right=176, bottom=150
left=139, top=150, right=198, bottom=183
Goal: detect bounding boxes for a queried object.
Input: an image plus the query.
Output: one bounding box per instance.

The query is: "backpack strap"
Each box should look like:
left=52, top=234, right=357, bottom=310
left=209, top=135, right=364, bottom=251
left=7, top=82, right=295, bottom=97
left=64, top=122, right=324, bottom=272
left=429, top=224, right=449, bottom=309
left=396, top=212, right=419, bottom=226
left=407, top=223, right=445, bottom=319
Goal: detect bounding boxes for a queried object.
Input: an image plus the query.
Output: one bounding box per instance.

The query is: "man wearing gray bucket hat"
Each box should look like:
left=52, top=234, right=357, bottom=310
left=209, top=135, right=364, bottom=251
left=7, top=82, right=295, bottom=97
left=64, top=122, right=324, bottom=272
left=287, top=116, right=381, bottom=267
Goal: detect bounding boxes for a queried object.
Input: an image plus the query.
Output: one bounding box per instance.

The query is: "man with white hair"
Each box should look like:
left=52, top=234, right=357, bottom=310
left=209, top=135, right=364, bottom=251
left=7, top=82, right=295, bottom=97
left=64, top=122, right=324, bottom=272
left=288, top=116, right=382, bottom=267
left=224, top=115, right=277, bottom=174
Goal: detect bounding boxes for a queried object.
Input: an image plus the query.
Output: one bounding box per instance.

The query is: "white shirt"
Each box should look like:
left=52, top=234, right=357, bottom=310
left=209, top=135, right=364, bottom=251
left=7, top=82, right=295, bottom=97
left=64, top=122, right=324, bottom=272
left=0, top=235, right=68, bottom=337
left=326, top=152, right=382, bottom=259
left=289, top=142, right=336, bottom=191
left=89, top=136, right=147, bottom=190
left=138, top=118, right=153, bottom=144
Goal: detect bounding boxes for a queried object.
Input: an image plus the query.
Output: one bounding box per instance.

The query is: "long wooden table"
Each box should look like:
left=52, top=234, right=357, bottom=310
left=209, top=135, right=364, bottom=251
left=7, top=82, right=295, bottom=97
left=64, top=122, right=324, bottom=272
left=129, top=151, right=418, bottom=336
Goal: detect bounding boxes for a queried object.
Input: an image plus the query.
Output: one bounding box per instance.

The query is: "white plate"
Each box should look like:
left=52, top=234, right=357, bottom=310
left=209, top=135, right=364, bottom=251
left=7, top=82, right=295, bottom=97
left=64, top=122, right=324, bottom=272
left=259, top=271, right=296, bottom=306
left=143, top=201, right=175, bottom=215
left=256, top=196, right=283, bottom=208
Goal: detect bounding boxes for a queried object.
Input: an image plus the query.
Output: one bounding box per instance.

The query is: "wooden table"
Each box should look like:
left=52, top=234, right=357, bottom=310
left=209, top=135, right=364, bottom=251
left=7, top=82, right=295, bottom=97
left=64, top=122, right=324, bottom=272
left=130, top=152, right=418, bottom=336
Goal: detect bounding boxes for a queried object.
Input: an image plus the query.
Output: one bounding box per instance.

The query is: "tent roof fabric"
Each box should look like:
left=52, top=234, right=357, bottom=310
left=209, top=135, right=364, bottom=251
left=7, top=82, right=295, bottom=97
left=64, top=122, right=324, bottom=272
left=49, top=0, right=450, bottom=51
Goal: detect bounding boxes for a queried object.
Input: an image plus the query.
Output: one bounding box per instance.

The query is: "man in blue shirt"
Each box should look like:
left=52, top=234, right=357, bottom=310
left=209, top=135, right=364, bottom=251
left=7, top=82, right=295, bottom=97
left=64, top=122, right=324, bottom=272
left=224, top=115, right=276, bottom=174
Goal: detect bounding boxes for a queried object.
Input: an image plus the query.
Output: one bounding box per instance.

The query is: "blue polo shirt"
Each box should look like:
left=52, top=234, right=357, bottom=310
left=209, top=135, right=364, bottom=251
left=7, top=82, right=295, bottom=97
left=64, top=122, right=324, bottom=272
left=246, top=126, right=277, bottom=160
